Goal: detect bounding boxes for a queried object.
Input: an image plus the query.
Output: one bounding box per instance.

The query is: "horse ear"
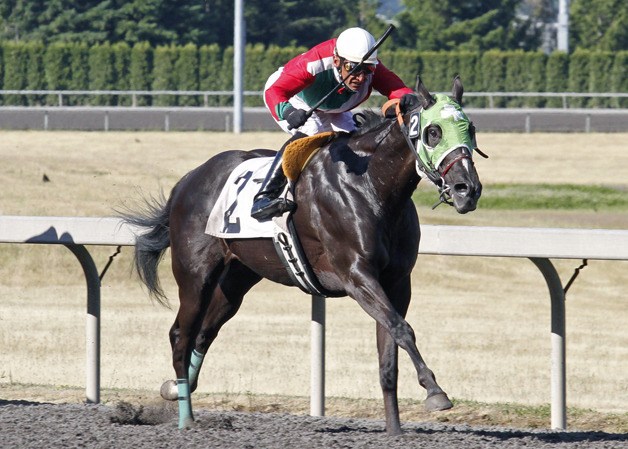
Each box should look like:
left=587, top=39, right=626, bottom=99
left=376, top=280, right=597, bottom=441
left=452, top=75, right=464, bottom=104
left=415, top=75, right=435, bottom=109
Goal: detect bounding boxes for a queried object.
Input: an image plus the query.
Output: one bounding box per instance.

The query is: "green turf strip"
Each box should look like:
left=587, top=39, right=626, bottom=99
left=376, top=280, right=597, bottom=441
left=413, top=184, right=628, bottom=210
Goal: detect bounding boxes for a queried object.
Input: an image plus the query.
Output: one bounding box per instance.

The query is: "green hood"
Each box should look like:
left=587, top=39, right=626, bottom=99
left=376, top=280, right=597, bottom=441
left=417, top=94, right=474, bottom=171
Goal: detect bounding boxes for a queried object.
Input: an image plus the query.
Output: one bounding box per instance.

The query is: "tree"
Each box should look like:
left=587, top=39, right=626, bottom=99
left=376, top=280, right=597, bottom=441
left=395, top=0, right=542, bottom=51
left=0, top=0, right=386, bottom=48
left=244, top=0, right=373, bottom=48
left=570, top=0, right=627, bottom=51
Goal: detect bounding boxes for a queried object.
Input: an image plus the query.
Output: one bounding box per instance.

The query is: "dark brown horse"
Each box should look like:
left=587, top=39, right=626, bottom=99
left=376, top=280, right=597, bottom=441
left=123, top=77, right=482, bottom=435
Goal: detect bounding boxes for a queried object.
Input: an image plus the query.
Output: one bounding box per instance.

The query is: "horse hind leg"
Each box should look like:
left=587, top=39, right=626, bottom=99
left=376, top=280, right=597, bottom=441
left=171, top=258, right=261, bottom=429
left=163, top=288, right=207, bottom=429
left=159, top=289, right=221, bottom=402
left=187, top=260, right=261, bottom=390
left=159, top=321, right=205, bottom=401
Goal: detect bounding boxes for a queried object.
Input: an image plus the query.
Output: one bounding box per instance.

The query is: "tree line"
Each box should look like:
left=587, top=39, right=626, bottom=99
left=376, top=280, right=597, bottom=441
left=1, top=41, right=626, bottom=108
left=0, top=0, right=625, bottom=52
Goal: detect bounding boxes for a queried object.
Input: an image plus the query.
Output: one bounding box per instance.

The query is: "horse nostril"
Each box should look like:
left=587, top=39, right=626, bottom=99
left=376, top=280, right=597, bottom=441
left=454, top=183, right=470, bottom=196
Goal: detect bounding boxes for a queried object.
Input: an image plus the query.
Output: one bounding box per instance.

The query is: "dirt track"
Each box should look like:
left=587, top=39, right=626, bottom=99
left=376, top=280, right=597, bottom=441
left=1, top=401, right=626, bottom=449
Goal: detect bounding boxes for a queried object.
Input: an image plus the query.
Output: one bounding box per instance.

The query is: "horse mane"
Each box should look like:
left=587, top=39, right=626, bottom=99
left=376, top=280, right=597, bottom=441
left=353, top=109, right=392, bottom=136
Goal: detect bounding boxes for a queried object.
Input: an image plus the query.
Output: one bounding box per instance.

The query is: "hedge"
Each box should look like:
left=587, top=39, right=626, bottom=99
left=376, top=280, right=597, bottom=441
left=0, top=41, right=625, bottom=108
left=199, top=43, right=222, bottom=106
left=129, top=42, right=153, bottom=106
left=545, top=52, right=569, bottom=108
left=88, top=42, right=117, bottom=105
left=610, top=51, right=628, bottom=108
left=152, top=44, right=180, bottom=106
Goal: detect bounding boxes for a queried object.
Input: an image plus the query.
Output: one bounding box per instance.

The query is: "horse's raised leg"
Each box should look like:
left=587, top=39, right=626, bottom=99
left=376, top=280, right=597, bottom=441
left=347, top=267, right=453, bottom=428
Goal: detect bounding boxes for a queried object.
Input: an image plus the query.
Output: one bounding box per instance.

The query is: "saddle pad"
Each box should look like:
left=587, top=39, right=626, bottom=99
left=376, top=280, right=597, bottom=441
left=206, top=157, right=281, bottom=239
left=282, top=131, right=335, bottom=182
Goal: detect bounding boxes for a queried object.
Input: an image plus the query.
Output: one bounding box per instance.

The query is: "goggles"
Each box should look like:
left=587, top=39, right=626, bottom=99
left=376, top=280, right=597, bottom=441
left=342, top=59, right=376, bottom=76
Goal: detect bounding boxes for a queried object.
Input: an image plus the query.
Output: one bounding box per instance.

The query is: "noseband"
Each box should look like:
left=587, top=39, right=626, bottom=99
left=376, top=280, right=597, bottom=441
left=439, top=150, right=473, bottom=178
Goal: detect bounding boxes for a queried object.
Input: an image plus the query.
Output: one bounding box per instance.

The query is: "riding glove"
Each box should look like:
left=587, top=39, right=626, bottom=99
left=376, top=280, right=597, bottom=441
left=399, top=93, right=420, bottom=113
left=283, top=106, right=308, bottom=129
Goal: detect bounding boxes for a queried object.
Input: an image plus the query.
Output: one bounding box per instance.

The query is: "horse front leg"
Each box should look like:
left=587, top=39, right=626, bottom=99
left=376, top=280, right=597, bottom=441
left=375, top=273, right=414, bottom=435
left=347, top=270, right=453, bottom=426
left=377, top=323, right=402, bottom=435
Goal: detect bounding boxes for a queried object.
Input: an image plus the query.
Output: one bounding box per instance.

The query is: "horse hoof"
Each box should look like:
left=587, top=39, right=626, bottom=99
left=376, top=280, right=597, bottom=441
left=178, top=416, right=195, bottom=430
left=160, top=379, right=178, bottom=401
left=424, top=392, right=453, bottom=412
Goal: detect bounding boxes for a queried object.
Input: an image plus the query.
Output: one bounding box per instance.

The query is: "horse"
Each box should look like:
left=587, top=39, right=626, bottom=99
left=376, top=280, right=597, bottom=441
left=122, top=76, right=483, bottom=435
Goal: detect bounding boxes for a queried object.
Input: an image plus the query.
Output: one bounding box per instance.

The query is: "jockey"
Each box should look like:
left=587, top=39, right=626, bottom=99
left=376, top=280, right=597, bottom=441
left=251, top=27, right=418, bottom=221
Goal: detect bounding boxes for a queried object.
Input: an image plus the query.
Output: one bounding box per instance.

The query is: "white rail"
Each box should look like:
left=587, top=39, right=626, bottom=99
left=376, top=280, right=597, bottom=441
left=1, top=89, right=627, bottom=108
left=0, top=216, right=139, bottom=404
left=1, top=216, right=627, bottom=430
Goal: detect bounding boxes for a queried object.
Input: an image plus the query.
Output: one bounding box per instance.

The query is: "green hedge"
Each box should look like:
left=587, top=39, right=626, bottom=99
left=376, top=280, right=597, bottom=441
left=152, top=44, right=179, bottom=106
left=3, top=41, right=29, bottom=105
left=545, top=52, right=569, bottom=108
left=199, top=43, right=222, bottom=106
left=610, top=51, right=628, bottom=108
left=88, top=42, right=117, bottom=105
left=0, top=41, right=625, bottom=108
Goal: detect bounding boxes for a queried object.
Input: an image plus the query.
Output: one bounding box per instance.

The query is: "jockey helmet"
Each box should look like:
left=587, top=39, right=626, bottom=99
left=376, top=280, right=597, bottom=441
left=335, top=27, right=378, bottom=65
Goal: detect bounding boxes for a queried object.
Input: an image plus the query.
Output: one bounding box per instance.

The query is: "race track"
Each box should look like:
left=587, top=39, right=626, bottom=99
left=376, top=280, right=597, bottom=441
left=1, top=401, right=626, bottom=448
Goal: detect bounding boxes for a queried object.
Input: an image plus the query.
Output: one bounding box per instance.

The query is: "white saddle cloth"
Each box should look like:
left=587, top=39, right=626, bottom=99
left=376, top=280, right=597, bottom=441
left=205, top=157, right=286, bottom=238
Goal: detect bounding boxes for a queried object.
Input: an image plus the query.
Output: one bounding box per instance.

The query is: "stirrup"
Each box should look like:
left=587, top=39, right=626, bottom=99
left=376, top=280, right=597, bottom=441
left=251, top=196, right=296, bottom=221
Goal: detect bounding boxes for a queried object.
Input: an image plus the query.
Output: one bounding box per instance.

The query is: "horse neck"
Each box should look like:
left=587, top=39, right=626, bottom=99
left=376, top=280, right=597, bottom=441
left=365, top=124, right=420, bottom=207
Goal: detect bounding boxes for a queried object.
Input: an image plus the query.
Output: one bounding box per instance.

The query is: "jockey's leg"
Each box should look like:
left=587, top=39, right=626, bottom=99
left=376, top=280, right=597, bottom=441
left=251, top=132, right=306, bottom=221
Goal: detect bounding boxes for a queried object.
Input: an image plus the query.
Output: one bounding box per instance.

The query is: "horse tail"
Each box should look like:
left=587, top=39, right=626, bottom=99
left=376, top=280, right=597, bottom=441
left=120, top=191, right=172, bottom=308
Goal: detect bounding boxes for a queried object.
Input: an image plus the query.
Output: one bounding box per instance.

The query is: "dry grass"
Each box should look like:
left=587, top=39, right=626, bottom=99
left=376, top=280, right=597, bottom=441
left=1, top=131, right=627, bottom=430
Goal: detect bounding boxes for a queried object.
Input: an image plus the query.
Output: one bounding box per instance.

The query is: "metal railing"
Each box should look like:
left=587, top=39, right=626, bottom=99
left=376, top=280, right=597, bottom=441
left=1, top=89, right=627, bottom=109
left=3, top=215, right=628, bottom=429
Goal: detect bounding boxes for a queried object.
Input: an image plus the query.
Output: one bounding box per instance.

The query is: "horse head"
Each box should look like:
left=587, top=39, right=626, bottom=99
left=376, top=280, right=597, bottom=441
left=405, top=76, right=483, bottom=214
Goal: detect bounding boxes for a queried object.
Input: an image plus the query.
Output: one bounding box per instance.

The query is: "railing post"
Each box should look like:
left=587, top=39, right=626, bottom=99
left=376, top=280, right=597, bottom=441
left=311, top=294, right=325, bottom=416
left=64, top=244, right=101, bottom=404
left=529, top=257, right=566, bottom=430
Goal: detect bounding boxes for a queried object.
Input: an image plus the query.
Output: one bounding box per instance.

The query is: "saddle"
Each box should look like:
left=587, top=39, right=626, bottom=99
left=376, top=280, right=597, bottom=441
left=282, top=131, right=336, bottom=182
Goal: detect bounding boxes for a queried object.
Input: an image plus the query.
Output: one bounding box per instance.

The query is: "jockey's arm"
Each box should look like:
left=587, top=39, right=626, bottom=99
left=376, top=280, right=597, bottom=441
left=264, top=58, right=322, bottom=121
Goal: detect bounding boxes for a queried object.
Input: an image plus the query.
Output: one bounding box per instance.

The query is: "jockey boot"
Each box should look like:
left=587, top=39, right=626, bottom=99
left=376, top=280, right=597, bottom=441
left=251, top=132, right=305, bottom=221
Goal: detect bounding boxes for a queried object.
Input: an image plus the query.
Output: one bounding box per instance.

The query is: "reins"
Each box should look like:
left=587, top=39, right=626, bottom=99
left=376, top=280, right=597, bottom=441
left=381, top=98, right=441, bottom=185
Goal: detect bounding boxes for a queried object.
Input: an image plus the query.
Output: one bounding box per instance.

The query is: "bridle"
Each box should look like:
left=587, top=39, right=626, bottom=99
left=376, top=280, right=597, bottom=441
left=440, top=151, right=473, bottom=178
left=381, top=98, right=477, bottom=208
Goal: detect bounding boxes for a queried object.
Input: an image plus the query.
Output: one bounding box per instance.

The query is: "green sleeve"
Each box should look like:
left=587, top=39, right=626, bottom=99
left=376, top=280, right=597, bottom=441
left=276, top=101, right=292, bottom=120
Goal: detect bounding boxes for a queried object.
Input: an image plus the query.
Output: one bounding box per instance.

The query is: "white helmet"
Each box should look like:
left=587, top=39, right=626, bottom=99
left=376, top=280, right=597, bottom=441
left=335, top=27, right=378, bottom=65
